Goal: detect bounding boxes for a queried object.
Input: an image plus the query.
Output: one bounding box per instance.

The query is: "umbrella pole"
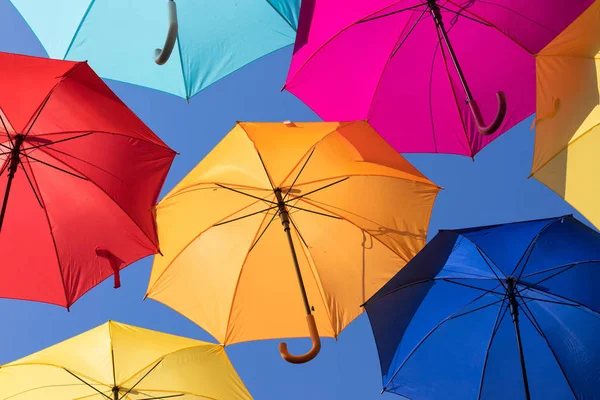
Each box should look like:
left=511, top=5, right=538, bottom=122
left=112, top=386, right=119, bottom=400
left=275, top=188, right=311, bottom=315
left=275, top=188, right=321, bottom=363
left=426, top=0, right=506, bottom=135
left=0, top=134, right=24, bottom=232
left=507, top=278, right=531, bottom=400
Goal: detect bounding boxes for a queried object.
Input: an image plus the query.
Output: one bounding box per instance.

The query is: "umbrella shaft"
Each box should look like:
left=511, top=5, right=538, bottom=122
left=507, top=280, right=531, bottom=400
left=275, top=188, right=312, bottom=316
left=427, top=0, right=474, bottom=102
left=0, top=135, right=24, bottom=232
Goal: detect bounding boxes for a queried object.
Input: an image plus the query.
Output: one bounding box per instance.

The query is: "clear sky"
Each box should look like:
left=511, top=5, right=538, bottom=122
left=0, top=1, right=586, bottom=399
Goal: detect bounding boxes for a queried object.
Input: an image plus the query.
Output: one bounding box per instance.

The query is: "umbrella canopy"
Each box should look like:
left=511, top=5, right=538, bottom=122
left=0, top=52, right=175, bottom=308
left=0, top=320, right=252, bottom=400
left=364, top=215, right=600, bottom=399
left=284, top=0, right=593, bottom=157
left=9, top=0, right=300, bottom=101
left=532, top=1, right=600, bottom=230
left=146, top=121, right=440, bottom=363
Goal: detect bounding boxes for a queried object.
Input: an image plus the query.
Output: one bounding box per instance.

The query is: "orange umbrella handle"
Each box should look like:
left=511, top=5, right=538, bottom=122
left=279, top=314, right=321, bottom=364
left=469, top=91, right=507, bottom=136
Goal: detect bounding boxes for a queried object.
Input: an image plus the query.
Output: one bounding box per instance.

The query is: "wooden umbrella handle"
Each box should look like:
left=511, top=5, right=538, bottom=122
left=279, top=314, right=321, bottom=364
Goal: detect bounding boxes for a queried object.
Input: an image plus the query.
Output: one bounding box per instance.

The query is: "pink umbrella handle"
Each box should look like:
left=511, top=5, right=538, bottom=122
left=154, top=0, right=178, bottom=65
left=468, top=91, right=507, bottom=136
left=279, top=314, right=322, bottom=364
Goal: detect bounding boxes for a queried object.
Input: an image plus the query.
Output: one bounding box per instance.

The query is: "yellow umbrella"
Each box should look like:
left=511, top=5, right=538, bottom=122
left=146, top=121, right=440, bottom=363
left=0, top=320, right=252, bottom=400
left=532, top=0, right=600, bottom=227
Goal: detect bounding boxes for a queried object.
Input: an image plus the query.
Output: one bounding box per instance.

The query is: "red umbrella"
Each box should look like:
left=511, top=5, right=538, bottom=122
left=0, top=52, right=175, bottom=309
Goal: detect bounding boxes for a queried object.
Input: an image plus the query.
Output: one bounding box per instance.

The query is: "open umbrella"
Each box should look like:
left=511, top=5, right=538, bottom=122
left=0, top=52, right=175, bottom=308
left=364, top=215, right=600, bottom=399
left=146, top=121, right=440, bottom=363
left=0, top=320, right=252, bottom=400
left=9, top=0, right=300, bottom=101
left=284, top=0, right=593, bottom=156
left=532, top=1, right=600, bottom=230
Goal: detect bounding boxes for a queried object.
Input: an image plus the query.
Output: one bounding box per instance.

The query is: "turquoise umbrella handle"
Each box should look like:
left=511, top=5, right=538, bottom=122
left=154, top=0, right=178, bottom=65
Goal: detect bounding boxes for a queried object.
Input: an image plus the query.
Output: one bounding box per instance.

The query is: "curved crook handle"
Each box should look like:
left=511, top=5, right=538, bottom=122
left=154, top=0, right=178, bottom=65
left=469, top=91, right=507, bottom=136
left=279, top=314, right=321, bottom=364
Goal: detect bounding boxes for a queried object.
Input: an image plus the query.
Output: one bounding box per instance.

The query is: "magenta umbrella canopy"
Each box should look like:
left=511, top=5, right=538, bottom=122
left=285, top=0, right=593, bottom=157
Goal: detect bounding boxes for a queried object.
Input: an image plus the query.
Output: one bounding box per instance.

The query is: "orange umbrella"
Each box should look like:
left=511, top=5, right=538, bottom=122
left=146, top=121, right=440, bottom=363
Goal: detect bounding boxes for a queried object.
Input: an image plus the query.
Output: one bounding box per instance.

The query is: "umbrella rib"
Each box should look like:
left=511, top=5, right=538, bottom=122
left=477, top=300, right=510, bottom=399
left=18, top=159, right=43, bottom=209
left=34, top=146, right=165, bottom=252
left=63, top=369, right=112, bottom=400
left=23, top=158, right=70, bottom=307
left=215, top=183, right=276, bottom=205
left=213, top=205, right=279, bottom=227
left=22, top=91, right=53, bottom=139
left=288, top=214, right=308, bottom=248
left=248, top=209, right=279, bottom=253
left=514, top=294, right=579, bottom=399
left=358, top=3, right=426, bottom=24
left=366, top=6, right=428, bottom=122
left=0, top=112, right=14, bottom=146
left=135, top=395, right=184, bottom=400
left=513, top=218, right=563, bottom=280
left=256, top=150, right=276, bottom=191
left=390, top=7, right=428, bottom=59
left=440, top=278, right=506, bottom=298
left=118, top=360, right=163, bottom=400
left=521, top=260, right=600, bottom=280
left=515, top=293, right=578, bottom=308
left=448, top=297, right=506, bottom=320
left=285, top=203, right=342, bottom=219
left=282, top=148, right=314, bottom=201
left=445, top=0, right=541, bottom=54
left=285, top=177, right=349, bottom=202
left=286, top=0, right=431, bottom=84
left=0, top=158, right=9, bottom=178
left=22, top=132, right=94, bottom=152
left=437, top=3, right=492, bottom=27
left=21, top=152, right=88, bottom=180
left=433, top=13, right=472, bottom=156
left=525, top=287, right=600, bottom=316
left=384, top=286, right=503, bottom=390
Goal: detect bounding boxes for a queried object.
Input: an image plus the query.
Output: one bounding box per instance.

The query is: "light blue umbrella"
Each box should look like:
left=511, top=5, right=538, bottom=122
left=10, top=0, right=299, bottom=100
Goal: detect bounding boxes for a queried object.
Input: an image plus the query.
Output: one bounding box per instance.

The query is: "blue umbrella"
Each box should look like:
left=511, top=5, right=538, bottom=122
left=9, top=0, right=299, bottom=100
left=364, top=215, right=600, bottom=399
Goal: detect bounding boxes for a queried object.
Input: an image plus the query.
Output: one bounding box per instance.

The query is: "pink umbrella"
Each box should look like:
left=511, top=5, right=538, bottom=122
left=285, top=0, right=593, bottom=157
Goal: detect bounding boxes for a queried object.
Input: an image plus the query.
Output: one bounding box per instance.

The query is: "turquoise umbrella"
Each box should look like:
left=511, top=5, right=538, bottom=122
left=10, top=0, right=299, bottom=100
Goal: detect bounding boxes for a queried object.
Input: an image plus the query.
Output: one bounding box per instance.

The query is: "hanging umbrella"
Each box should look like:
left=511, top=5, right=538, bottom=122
left=9, top=0, right=300, bottom=101
left=364, top=215, right=600, bottom=399
left=145, top=121, right=440, bottom=363
left=532, top=1, right=600, bottom=230
left=0, top=52, right=175, bottom=308
left=284, top=0, right=594, bottom=157
left=0, top=320, right=252, bottom=400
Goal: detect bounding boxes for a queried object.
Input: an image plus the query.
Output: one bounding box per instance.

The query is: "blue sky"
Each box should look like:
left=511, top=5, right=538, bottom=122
left=0, top=1, right=585, bottom=399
